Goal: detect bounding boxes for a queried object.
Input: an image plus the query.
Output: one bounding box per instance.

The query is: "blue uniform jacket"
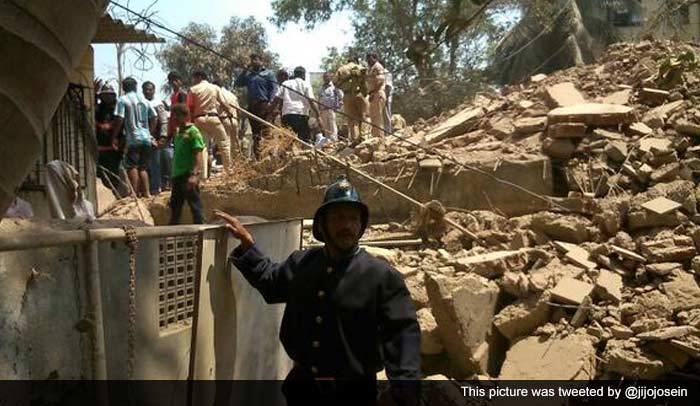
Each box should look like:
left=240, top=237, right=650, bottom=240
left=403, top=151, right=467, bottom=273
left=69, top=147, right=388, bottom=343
left=229, top=244, right=421, bottom=381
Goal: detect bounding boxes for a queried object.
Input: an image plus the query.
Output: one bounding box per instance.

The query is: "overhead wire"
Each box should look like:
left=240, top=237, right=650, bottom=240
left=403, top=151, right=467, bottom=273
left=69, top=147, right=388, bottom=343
left=109, top=0, right=570, bottom=212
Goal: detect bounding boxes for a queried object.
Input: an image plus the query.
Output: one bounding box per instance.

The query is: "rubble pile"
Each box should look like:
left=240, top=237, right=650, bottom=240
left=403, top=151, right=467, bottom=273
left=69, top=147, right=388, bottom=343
left=306, top=40, right=700, bottom=381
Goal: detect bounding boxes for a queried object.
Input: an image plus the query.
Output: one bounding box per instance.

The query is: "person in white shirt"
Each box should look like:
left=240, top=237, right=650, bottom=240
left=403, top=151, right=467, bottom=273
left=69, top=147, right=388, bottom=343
left=318, top=72, right=343, bottom=141
left=273, top=66, right=324, bottom=143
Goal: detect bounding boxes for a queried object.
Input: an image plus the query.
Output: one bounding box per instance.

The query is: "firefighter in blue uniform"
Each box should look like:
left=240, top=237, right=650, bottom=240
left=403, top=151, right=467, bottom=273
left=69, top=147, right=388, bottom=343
left=215, top=176, right=421, bottom=406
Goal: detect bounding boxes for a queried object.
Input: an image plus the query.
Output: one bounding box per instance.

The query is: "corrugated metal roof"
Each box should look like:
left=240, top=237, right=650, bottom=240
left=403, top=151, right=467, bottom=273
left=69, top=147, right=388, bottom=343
left=92, top=14, right=164, bottom=44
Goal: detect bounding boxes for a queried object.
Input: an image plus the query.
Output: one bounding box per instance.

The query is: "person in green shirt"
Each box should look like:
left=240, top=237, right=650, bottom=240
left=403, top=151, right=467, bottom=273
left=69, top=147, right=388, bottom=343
left=169, top=104, right=205, bottom=225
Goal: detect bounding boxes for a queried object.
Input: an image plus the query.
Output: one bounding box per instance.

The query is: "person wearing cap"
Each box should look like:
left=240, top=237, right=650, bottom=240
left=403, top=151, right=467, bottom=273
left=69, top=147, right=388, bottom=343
left=215, top=176, right=420, bottom=406
left=95, top=83, right=123, bottom=196
left=273, top=66, right=324, bottom=143
left=366, top=52, right=386, bottom=138
left=335, top=57, right=368, bottom=142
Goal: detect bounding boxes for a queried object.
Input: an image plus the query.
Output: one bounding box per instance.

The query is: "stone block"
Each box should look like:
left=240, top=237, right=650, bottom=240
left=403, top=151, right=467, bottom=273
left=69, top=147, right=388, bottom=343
left=605, top=140, right=628, bottom=163
left=544, top=82, right=586, bottom=108
left=425, top=273, right=500, bottom=376
left=640, top=235, right=696, bottom=263
left=641, top=197, right=682, bottom=215
left=452, top=250, right=529, bottom=279
left=425, top=107, right=485, bottom=144
left=595, top=270, right=623, bottom=303
left=604, top=339, right=673, bottom=379
left=660, top=271, right=700, bottom=312
left=499, top=334, right=597, bottom=380
left=674, top=120, right=700, bottom=137
left=514, top=117, right=547, bottom=134
left=548, top=103, right=635, bottom=126
left=543, top=138, right=575, bottom=159
left=549, top=277, right=595, bottom=305
left=639, top=88, right=669, bottom=105
left=417, top=308, right=444, bottom=355
left=548, top=123, right=587, bottom=138
left=493, top=292, right=551, bottom=341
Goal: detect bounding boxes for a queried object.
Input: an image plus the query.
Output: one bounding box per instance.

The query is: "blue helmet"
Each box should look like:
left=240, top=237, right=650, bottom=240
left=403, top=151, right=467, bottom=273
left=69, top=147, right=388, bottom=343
left=312, top=175, right=369, bottom=242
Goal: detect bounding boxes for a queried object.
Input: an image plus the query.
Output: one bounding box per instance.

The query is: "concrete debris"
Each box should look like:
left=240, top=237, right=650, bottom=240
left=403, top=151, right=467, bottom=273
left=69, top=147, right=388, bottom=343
left=424, top=106, right=485, bottom=144
left=548, top=123, right=587, bottom=139
left=425, top=272, right=500, bottom=376
left=639, top=88, right=669, bottom=105
left=544, top=82, right=586, bottom=108
left=547, top=103, right=635, bottom=126
left=514, top=117, right=547, bottom=134
left=645, top=262, right=682, bottom=276
left=649, top=341, right=690, bottom=368
left=660, top=271, right=700, bottom=312
left=604, top=339, right=673, bottom=379
left=452, top=250, right=529, bottom=279
left=493, top=292, right=551, bottom=341
left=530, top=74, right=547, bottom=83
left=641, top=196, right=682, bottom=215
left=549, top=277, right=595, bottom=305
left=640, top=234, right=697, bottom=263
left=674, top=119, right=700, bottom=137
left=417, top=308, right=444, bottom=355
left=499, top=334, right=597, bottom=380
left=636, top=325, right=699, bottom=341
left=595, top=270, right=623, bottom=303
left=142, top=39, right=700, bottom=382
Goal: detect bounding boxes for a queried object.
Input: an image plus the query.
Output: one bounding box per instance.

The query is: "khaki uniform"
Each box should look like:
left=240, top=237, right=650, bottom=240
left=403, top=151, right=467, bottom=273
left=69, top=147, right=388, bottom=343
left=218, top=87, right=241, bottom=160
left=335, top=62, right=368, bottom=141
left=366, top=61, right=386, bottom=138
left=189, top=80, right=230, bottom=177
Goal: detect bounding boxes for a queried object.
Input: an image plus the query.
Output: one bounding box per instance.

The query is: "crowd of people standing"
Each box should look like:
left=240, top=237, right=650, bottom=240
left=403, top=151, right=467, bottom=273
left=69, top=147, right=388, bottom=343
left=94, top=51, right=393, bottom=224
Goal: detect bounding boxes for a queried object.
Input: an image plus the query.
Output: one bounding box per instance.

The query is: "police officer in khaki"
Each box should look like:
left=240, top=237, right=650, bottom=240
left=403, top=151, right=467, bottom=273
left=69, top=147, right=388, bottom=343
left=366, top=52, right=387, bottom=139
left=188, top=71, right=231, bottom=177
left=215, top=176, right=421, bottom=406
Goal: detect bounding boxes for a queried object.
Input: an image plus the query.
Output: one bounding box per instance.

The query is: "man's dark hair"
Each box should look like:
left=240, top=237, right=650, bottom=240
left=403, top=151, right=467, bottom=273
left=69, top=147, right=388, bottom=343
left=171, top=103, right=190, bottom=118
left=293, top=66, right=306, bottom=79
left=122, top=77, right=137, bottom=92
left=167, top=71, right=182, bottom=81
left=142, top=81, right=155, bottom=90
left=192, top=70, right=208, bottom=80
left=366, top=51, right=378, bottom=59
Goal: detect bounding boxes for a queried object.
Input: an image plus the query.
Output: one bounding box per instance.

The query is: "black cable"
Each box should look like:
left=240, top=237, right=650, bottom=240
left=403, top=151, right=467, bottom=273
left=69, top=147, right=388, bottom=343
left=109, top=0, right=569, bottom=211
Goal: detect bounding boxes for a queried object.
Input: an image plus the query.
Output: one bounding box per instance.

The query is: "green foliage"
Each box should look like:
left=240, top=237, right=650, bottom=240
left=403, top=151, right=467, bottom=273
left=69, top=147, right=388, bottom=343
left=273, top=0, right=509, bottom=122
left=157, top=17, right=278, bottom=89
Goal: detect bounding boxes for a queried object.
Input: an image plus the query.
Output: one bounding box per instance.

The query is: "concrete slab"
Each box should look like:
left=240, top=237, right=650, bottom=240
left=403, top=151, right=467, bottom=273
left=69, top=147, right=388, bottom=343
left=601, top=89, right=632, bottom=105
left=549, top=277, right=594, bottom=305
left=544, top=82, right=586, bottom=108
left=642, top=197, right=682, bottom=215
left=595, top=270, right=623, bottom=303
left=548, top=103, right=635, bottom=126
left=425, top=107, right=485, bottom=144
left=499, top=334, right=596, bottom=380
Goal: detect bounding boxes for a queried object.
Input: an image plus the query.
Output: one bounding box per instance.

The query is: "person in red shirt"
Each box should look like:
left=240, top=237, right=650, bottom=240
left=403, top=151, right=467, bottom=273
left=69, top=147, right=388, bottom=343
left=167, top=71, right=189, bottom=138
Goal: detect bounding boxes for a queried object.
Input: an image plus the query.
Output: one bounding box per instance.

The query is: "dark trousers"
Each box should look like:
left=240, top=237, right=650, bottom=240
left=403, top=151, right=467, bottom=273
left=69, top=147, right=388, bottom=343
left=98, top=150, right=124, bottom=197
left=281, top=366, right=377, bottom=406
left=169, top=175, right=204, bottom=225
left=281, top=114, right=311, bottom=143
left=249, top=100, right=270, bottom=160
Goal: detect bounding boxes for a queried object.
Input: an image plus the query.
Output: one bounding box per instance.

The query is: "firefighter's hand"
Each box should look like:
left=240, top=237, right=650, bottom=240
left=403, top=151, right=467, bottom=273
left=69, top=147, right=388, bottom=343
left=214, top=210, right=255, bottom=250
